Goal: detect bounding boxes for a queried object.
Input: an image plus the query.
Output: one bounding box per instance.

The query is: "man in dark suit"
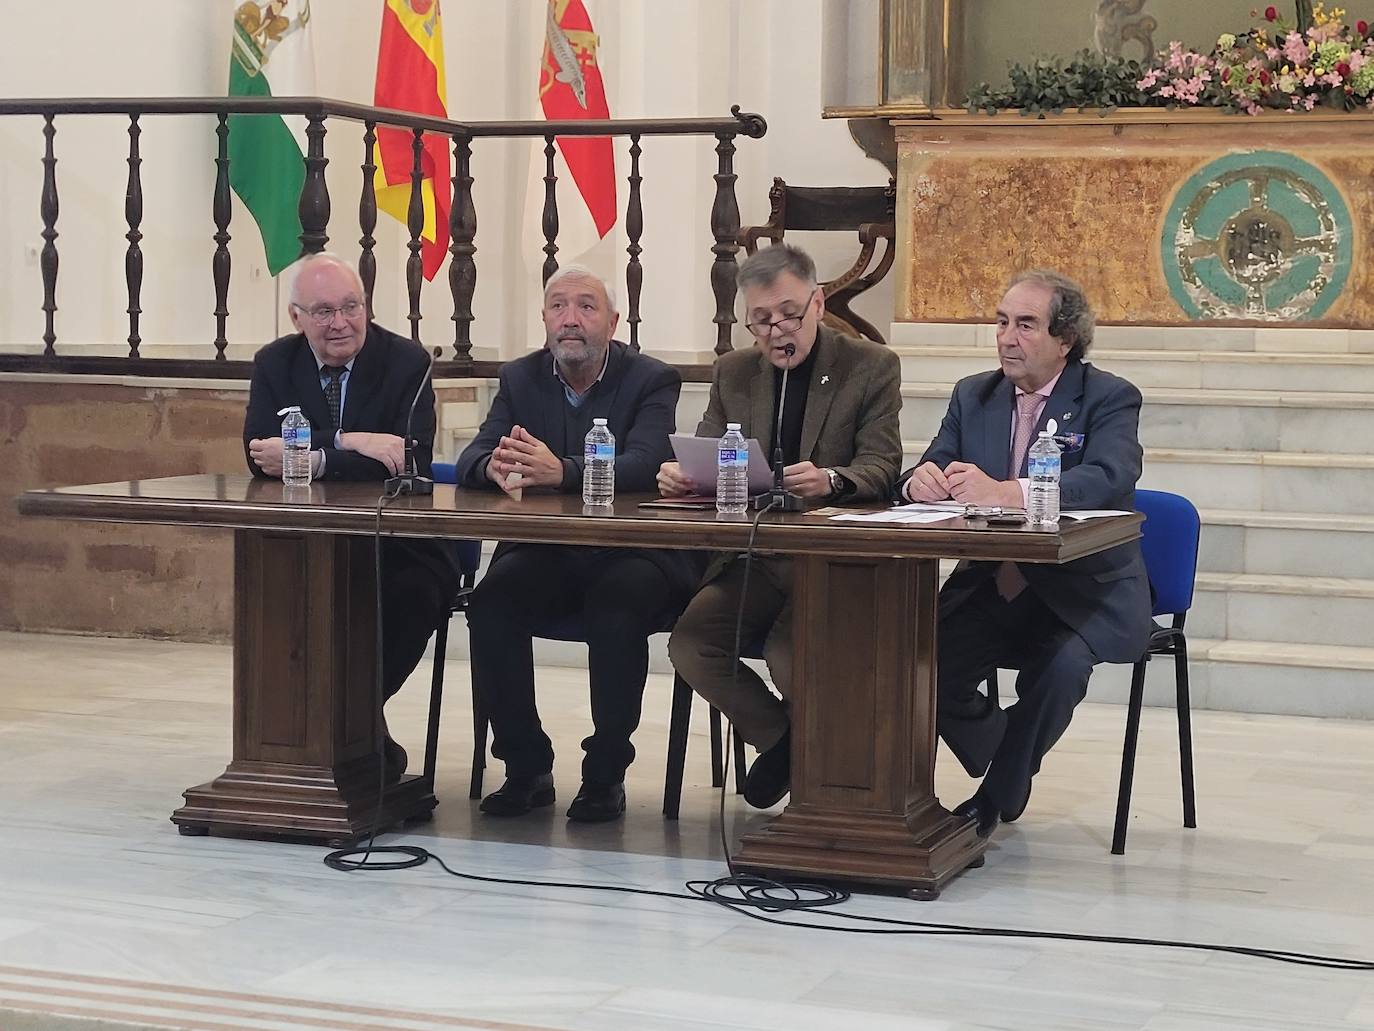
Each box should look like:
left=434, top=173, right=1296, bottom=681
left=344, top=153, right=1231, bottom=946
left=243, top=251, right=459, bottom=783
left=660, top=243, right=903, bottom=809
left=454, top=265, right=697, bottom=823
left=896, top=269, right=1152, bottom=838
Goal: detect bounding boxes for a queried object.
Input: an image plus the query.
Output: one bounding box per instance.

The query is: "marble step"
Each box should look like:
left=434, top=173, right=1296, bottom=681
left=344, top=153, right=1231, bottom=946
left=899, top=382, right=1374, bottom=454
left=896, top=346, right=1374, bottom=394
left=1199, top=509, right=1374, bottom=580
left=1081, top=638, right=1374, bottom=719
left=890, top=322, right=1374, bottom=355
left=1186, top=571, right=1374, bottom=649
left=1137, top=448, right=1373, bottom=516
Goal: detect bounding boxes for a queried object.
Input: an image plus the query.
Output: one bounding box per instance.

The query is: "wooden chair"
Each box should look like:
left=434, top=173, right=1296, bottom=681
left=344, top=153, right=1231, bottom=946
left=738, top=176, right=897, bottom=344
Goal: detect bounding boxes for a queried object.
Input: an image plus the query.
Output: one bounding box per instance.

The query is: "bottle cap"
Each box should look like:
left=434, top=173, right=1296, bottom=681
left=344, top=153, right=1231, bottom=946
left=726, top=422, right=741, bottom=430
left=593, top=417, right=608, bottom=426
left=276, top=406, right=301, bottom=416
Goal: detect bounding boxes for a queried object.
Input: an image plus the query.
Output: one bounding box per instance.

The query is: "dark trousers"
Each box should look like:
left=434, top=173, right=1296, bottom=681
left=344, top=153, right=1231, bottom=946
left=938, top=578, right=1099, bottom=816
left=381, top=540, right=458, bottom=703
left=466, top=544, right=676, bottom=785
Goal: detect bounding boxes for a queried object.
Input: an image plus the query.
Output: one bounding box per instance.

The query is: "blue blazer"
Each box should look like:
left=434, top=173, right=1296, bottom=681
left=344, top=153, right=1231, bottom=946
left=898, top=359, right=1152, bottom=664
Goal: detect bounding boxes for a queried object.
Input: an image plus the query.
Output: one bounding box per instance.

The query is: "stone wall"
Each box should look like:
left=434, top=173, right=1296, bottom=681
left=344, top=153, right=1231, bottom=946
left=1, top=376, right=476, bottom=642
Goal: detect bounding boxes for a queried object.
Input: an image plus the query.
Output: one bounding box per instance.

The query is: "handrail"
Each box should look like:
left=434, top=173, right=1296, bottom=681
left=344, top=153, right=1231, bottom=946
left=0, top=97, right=768, bottom=140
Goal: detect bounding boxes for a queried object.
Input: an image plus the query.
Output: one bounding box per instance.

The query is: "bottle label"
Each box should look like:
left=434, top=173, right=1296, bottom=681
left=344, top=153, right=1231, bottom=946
left=1028, top=454, right=1060, bottom=479
left=584, top=442, right=615, bottom=461
left=718, top=446, right=748, bottom=468
left=284, top=425, right=310, bottom=449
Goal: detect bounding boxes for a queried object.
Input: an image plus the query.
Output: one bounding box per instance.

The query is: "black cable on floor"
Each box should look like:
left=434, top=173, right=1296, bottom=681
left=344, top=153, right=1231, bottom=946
left=322, top=492, right=1374, bottom=972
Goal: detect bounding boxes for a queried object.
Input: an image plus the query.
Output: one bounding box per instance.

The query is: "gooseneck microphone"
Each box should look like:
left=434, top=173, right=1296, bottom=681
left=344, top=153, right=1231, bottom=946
left=385, top=345, right=441, bottom=496
left=755, top=342, right=806, bottom=512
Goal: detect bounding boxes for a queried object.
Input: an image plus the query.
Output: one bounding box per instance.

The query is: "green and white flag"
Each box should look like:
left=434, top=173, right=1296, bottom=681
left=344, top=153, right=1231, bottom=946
left=227, top=0, right=317, bottom=275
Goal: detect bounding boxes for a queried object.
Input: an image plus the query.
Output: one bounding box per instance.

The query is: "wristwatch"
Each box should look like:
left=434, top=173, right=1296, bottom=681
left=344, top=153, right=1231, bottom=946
left=824, top=467, right=844, bottom=496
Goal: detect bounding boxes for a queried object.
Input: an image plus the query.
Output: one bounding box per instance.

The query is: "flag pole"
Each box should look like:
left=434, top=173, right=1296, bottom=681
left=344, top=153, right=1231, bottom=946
left=274, top=275, right=281, bottom=338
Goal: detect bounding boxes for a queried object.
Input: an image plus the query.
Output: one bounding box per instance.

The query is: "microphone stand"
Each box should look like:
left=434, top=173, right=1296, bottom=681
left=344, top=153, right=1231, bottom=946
left=385, top=345, right=440, bottom=496
left=754, top=342, right=806, bottom=512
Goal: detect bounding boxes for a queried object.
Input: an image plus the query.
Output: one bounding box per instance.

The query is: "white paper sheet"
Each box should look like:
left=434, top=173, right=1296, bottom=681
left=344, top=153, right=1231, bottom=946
left=1060, top=509, right=1133, bottom=521
left=829, top=509, right=962, bottom=524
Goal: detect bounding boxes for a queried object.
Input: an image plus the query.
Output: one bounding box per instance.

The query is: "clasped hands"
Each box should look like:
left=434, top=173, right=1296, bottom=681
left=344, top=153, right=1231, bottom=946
left=905, top=461, right=1022, bottom=508
left=657, top=459, right=831, bottom=499
left=487, top=425, right=564, bottom=495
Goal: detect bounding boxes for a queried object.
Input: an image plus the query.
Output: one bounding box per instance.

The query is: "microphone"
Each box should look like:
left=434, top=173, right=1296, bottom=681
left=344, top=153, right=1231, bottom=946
left=755, top=341, right=806, bottom=512
left=385, top=345, right=441, bottom=496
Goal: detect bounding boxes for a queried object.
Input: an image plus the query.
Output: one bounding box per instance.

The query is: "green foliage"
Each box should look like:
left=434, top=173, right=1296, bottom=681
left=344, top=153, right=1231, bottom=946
left=963, top=50, right=1153, bottom=118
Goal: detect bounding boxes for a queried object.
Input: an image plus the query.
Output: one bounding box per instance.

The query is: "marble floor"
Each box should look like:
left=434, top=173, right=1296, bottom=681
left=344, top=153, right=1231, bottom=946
left=0, top=630, right=1372, bottom=1031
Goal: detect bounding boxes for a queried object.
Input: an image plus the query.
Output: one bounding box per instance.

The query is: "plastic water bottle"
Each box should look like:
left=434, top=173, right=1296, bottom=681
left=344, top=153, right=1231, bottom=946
left=1027, top=431, right=1061, bottom=525
left=582, top=418, right=615, bottom=506
left=279, top=405, right=312, bottom=487
left=716, top=423, right=749, bottom=515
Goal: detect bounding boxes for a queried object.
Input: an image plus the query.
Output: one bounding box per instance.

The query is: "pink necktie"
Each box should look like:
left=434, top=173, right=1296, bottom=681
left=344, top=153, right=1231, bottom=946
left=995, top=393, right=1041, bottom=601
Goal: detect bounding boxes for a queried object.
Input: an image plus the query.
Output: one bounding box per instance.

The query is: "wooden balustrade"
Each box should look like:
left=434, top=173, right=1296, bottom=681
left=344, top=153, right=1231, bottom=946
left=0, top=97, right=767, bottom=379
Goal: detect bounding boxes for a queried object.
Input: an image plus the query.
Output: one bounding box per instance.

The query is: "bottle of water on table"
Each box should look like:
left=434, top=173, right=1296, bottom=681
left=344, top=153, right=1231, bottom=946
left=1027, top=430, right=1061, bottom=526
left=279, top=405, right=312, bottom=487
left=716, top=423, right=749, bottom=515
left=583, top=418, right=616, bottom=506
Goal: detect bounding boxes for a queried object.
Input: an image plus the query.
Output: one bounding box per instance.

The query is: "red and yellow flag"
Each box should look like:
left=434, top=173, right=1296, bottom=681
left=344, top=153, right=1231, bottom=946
left=539, top=0, right=616, bottom=239
left=374, top=0, right=451, bottom=280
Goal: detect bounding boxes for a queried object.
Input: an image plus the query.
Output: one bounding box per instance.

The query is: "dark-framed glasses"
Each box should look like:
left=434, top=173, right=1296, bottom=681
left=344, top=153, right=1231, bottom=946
left=294, top=300, right=365, bottom=326
left=745, top=288, right=817, bottom=337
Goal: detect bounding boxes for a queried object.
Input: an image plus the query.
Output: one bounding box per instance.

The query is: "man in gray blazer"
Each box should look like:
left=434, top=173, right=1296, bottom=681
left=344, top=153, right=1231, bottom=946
left=896, top=269, right=1152, bottom=838
left=661, top=243, right=903, bottom=809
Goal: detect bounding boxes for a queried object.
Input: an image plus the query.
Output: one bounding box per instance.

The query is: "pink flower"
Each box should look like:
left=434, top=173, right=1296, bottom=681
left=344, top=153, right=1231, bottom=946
left=1304, top=95, right=1318, bottom=109
left=1265, top=5, right=1278, bottom=20
left=1283, top=32, right=1310, bottom=65
left=1360, top=20, right=1370, bottom=35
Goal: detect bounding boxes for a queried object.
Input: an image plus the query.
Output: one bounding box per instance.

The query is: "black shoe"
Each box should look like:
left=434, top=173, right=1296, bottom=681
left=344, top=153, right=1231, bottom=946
left=954, top=791, right=1000, bottom=839
left=383, top=737, right=408, bottom=784
left=939, top=703, right=1008, bottom=778
left=566, top=782, right=626, bottom=823
left=1000, top=786, right=1031, bottom=824
left=479, top=773, right=556, bottom=816
left=743, top=729, right=791, bottom=809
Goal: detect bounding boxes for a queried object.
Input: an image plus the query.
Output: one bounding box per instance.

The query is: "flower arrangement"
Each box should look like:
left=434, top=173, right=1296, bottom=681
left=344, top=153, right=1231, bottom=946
left=1138, top=4, right=1374, bottom=113
left=963, top=3, right=1374, bottom=116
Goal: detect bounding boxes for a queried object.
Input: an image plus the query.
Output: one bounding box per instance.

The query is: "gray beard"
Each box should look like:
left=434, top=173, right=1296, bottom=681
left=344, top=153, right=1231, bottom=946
left=550, top=336, right=600, bottom=370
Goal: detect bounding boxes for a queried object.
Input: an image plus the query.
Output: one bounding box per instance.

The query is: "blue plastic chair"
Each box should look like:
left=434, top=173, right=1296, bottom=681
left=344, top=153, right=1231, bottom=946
left=427, top=461, right=744, bottom=809
left=1113, top=489, right=1201, bottom=855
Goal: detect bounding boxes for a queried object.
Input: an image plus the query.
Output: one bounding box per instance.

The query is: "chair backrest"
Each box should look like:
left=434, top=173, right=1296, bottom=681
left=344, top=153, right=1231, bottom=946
left=1136, top=490, right=1201, bottom=618
left=428, top=461, right=480, bottom=587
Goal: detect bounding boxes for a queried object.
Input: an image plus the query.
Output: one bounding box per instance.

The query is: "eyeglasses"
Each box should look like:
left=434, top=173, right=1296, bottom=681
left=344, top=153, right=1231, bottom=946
left=744, top=289, right=817, bottom=337
left=294, top=300, right=365, bottom=326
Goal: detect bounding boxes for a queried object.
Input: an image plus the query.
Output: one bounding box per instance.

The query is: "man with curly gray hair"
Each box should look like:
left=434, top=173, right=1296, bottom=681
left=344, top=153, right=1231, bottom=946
left=895, top=269, right=1151, bottom=840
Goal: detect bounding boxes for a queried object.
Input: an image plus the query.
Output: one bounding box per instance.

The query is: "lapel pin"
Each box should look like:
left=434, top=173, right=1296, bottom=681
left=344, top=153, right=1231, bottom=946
left=1063, top=412, right=1073, bottom=422
left=821, top=375, right=830, bottom=385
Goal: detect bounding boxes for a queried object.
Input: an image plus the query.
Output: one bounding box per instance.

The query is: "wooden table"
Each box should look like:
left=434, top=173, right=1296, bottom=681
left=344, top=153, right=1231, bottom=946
left=17, top=475, right=1141, bottom=898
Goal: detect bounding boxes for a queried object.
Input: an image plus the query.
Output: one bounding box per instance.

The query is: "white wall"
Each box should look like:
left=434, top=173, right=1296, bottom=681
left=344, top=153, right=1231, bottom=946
left=0, top=1, right=892, bottom=369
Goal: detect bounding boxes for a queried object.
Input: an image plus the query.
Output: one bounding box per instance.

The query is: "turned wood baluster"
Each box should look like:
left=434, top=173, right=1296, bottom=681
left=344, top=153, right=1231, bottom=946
left=359, top=121, right=378, bottom=317
left=541, top=136, right=559, bottom=286
left=39, top=114, right=59, bottom=357
left=212, top=113, right=232, bottom=360
left=405, top=128, right=425, bottom=342
left=449, top=134, right=476, bottom=365
left=125, top=114, right=145, bottom=358
left=625, top=135, right=644, bottom=352
left=297, top=112, right=330, bottom=255
left=710, top=132, right=742, bottom=356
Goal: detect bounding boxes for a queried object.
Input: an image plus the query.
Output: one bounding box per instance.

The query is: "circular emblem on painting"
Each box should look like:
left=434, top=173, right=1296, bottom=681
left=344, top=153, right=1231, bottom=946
left=1161, top=151, right=1351, bottom=321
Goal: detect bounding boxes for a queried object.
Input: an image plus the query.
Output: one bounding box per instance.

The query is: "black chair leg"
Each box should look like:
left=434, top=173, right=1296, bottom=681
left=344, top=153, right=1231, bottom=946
left=708, top=706, right=725, bottom=788
left=1113, top=656, right=1149, bottom=855
left=423, top=616, right=449, bottom=791
left=469, top=679, right=489, bottom=801
left=663, top=673, right=694, bottom=819
left=1174, top=638, right=1197, bottom=830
